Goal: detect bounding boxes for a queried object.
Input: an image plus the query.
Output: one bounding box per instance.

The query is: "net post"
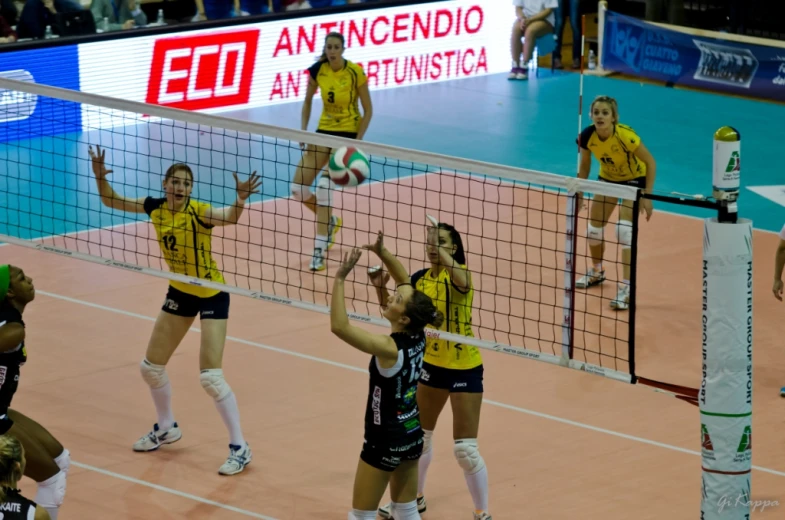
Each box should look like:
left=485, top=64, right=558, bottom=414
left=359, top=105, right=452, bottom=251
left=700, top=127, right=752, bottom=519
left=626, top=191, right=641, bottom=384
left=561, top=191, right=579, bottom=361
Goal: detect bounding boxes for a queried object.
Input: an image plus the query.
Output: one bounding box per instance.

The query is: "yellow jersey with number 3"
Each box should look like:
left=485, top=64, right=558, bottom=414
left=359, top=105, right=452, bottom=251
left=307, top=59, right=367, bottom=134
left=579, top=123, right=647, bottom=182
left=144, top=197, right=224, bottom=298
left=410, top=267, right=482, bottom=370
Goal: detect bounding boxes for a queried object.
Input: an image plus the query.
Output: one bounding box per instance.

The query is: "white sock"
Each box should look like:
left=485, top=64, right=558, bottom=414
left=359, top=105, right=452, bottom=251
left=315, top=234, right=328, bottom=252
left=348, top=510, right=377, bottom=520
left=417, top=430, right=434, bottom=496
left=392, top=500, right=420, bottom=520
left=150, top=381, right=175, bottom=432
left=214, top=390, right=245, bottom=447
left=464, top=464, right=489, bottom=512
left=43, top=506, right=59, bottom=520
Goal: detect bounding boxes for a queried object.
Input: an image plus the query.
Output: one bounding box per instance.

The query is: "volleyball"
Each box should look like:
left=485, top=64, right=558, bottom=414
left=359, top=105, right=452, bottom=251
left=328, top=146, right=370, bottom=187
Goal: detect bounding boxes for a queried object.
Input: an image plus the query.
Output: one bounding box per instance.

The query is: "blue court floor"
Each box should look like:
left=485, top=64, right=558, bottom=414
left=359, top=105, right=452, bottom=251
left=2, top=69, right=785, bottom=240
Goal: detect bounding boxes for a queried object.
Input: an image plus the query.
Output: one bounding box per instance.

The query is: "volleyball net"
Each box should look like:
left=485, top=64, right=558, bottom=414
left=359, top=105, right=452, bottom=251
left=0, top=76, right=641, bottom=383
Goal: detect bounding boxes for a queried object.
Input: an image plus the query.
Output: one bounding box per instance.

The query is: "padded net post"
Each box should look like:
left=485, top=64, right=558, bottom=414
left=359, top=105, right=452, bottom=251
left=0, top=76, right=640, bottom=383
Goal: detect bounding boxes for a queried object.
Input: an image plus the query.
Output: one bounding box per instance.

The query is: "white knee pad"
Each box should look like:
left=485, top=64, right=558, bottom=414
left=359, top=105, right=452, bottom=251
left=140, top=359, right=169, bottom=389
left=348, top=510, right=377, bottom=520
left=616, top=220, right=633, bottom=248
left=454, top=439, right=486, bottom=475
left=587, top=223, right=604, bottom=248
left=35, top=470, right=66, bottom=509
left=316, top=174, right=333, bottom=207
left=422, top=429, right=433, bottom=454
left=291, top=182, right=313, bottom=202
left=54, top=448, right=70, bottom=476
left=200, top=369, right=232, bottom=401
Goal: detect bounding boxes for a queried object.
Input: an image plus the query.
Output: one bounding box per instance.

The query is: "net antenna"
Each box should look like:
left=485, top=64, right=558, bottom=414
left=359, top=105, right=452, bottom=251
left=0, top=76, right=641, bottom=384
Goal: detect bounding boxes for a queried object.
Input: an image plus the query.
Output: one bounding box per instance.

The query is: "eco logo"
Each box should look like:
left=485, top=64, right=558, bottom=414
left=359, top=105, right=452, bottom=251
left=726, top=151, right=741, bottom=173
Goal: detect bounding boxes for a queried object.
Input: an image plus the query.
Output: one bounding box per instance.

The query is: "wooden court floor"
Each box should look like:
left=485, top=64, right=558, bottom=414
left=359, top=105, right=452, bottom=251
left=1, top=207, right=785, bottom=519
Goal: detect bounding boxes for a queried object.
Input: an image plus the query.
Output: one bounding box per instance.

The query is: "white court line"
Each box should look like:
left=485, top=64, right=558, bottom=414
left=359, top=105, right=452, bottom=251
left=69, top=461, right=279, bottom=520
left=36, top=289, right=785, bottom=480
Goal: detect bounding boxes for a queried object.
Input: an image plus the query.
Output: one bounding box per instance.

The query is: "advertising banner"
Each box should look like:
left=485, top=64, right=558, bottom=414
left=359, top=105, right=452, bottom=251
left=76, top=0, right=510, bottom=124
left=602, top=11, right=785, bottom=103
left=0, top=46, right=82, bottom=142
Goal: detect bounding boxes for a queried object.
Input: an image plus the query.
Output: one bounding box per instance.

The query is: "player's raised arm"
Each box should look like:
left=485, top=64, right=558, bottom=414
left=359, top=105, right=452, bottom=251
left=203, top=172, right=262, bottom=227
left=330, top=249, right=399, bottom=362
left=363, top=231, right=410, bottom=286
left=88, top=145, right=147, bottom=213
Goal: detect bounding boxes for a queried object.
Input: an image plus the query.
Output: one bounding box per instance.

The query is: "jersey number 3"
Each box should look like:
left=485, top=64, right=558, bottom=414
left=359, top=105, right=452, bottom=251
left=163, top=235, right=178, bottom=251
left=327, top=91, right=335, bottom=104
left=409, top=352, right=424, bottom=383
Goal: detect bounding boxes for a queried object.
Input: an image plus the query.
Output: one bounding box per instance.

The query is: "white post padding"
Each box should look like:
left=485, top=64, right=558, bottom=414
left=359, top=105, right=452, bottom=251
left=700, top=217, right=753, bottom=519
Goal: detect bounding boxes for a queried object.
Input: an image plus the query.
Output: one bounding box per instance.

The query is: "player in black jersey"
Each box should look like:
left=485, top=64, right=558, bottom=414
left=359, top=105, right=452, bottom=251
left=330, top=249, right=445, bottom=520
left=0, top=434, right=50, bottom=519
left=0, top=265, right=70, bottom=520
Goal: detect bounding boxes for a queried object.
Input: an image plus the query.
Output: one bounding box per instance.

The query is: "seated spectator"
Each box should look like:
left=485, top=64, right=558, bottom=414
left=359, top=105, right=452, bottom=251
left=0, top=0, right=18, bottom=26
left=90, top=0, right=146, bottom=30
left=0, top=14, right=16, bottom=42
left=16, top=0, right=85, bottom=39
left=193, top=0, right=239, bottom=20
left=509, top=0, right=558, bottom=80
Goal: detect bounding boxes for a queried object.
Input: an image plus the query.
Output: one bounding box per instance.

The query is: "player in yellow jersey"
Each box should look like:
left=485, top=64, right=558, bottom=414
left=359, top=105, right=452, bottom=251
left=293, top=31, right=373, bottom=272
left=366, top=219, right=492, bottom=520
left=88, top=145, right=262, bottom=475
left=575, top=95, right=657, bottom=310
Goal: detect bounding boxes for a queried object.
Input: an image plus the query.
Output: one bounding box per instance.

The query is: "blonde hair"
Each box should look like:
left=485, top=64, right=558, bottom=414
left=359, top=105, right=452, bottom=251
left=0, top=435, right=23, bottom=504
left=590, top=95, right=619, bottom=124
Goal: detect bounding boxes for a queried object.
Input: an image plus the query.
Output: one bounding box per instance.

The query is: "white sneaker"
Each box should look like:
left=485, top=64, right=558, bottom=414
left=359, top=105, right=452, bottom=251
left=219, top=443, right=252, bottom=475
left=309, top=247, right=325, bottom=271
left=610, top=284, right=630, bottom=310
left=575, top=268, right=605, bottom=289
left=133, top=422, right=182, bottom=452
left=378, top=495, right=427, bottom=519
left=474, top=513, right=493, bottom=520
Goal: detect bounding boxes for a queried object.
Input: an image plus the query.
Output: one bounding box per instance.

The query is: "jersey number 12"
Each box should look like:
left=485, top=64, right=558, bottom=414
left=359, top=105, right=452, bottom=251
left=409, top=352, right=424, bottom=383
left=163, top=235, right=178, bottom=251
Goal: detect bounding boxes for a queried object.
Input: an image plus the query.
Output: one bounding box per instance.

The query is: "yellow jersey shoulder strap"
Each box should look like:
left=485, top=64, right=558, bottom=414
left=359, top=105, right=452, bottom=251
left=185, top=199, right=214, bottom=230
left=615, top=124, right=642, bottom=153
left=346, top=60, right=367, bottom=88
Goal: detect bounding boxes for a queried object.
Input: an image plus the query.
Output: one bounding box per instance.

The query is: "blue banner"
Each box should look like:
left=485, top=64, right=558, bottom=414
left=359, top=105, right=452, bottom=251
left=0, top=45, right=82, bottom=143
left=602, top=11, right=785, bottom=103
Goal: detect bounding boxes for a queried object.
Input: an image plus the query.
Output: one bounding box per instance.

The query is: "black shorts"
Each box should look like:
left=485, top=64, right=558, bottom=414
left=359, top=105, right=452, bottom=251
left=0, top=413, right=12, bottom=435
left=161, top=286, right=230, bottom=320
left=599, top=176, right=646, bottom=189
left=361, top=436, right=423, bottom=472
left=316, top=129, right=358, bottom=140
left=419, top=362, right=484, bottom=393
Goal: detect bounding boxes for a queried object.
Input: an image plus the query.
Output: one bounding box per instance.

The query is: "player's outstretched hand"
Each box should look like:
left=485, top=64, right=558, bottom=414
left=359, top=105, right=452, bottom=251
left=362, top=231, right=385, bottom=257
left=88, top=145, right=112, bottom=180
left=773, top=279, right=783, bottom=301
left=336, top=248, right=362, bottom=280
left=235, top=171, right=262, bottom=201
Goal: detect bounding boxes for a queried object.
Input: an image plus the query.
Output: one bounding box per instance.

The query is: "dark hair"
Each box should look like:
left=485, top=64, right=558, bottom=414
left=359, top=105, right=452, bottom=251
left=319, top=32, right=345, bottom=63
left=437, top=223, right=466, bottom=265
left=164, top=163, right=193, bottom=183
left=403, top=290, right=445, bottom=333
left=0, top=435, right=23, bottom=503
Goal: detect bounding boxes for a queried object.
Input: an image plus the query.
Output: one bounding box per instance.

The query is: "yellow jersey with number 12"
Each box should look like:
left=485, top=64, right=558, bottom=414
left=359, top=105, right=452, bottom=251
left=579, top=123, right=647, bottom=183
left=410, top=267, right=482, bottom=370
left=144, top=196, right=224, bottom=298
left=307, top=59, right=367, bottom=134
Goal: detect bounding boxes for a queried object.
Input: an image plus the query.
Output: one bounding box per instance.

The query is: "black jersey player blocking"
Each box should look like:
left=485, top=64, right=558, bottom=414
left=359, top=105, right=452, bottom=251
left=0, top=433, right=50, bottom=519
left=0, top=265, right=70, bottom=520
left=330, top=249, right=444, bottom=520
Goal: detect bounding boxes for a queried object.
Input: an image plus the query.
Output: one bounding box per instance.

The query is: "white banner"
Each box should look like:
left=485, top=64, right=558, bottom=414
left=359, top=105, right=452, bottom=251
left=77, top=0, right=511, bottom=126
left=700, top=217, right=753, bottom=520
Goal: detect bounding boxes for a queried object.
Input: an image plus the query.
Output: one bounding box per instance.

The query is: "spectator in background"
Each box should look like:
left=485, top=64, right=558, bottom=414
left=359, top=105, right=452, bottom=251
left=0, top=0, right=18, bottom=26
left=90, top=0, right=146, bottom=31
left=0, top=14, right=16, bottom=42
left=193, top=0, right=240, bottom=20
left=509, top=0, right=558, bottom=80
left=16, top=0, right=84, bottom=39
left=552, top=0, right=582, bottom=69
